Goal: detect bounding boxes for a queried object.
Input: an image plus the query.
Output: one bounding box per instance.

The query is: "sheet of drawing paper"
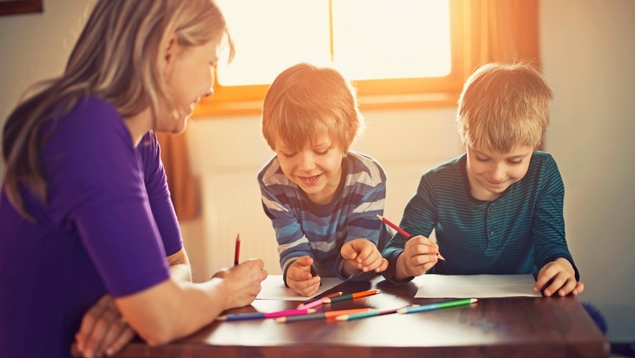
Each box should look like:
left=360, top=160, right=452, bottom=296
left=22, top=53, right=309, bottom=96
left=413, top=274, right=542, bottom=298
left=256, top=275, right=345, bottom=300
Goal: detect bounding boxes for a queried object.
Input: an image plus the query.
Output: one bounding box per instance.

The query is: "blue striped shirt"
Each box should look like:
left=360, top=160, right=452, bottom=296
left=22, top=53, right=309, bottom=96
left=258, top=152, right=390, bottom=281
left=383, top=151, right=579, bottom=283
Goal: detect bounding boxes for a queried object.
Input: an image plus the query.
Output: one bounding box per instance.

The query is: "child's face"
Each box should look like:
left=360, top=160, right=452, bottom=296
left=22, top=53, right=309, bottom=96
left=465, top=144, right=534, bottom=201
left=275, top=134, right=345, bottom=205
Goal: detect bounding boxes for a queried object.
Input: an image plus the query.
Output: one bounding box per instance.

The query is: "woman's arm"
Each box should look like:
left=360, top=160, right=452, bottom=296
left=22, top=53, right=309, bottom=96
left=116, top=258, right=267, bottom=346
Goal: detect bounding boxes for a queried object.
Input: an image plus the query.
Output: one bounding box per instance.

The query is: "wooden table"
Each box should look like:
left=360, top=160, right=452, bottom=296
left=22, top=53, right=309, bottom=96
left=110, top=278, right=610, bottom=358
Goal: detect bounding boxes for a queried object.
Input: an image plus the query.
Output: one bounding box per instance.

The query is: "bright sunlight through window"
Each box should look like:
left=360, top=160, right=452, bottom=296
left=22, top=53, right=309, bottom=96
left=215, top=0, right=451, bottom=86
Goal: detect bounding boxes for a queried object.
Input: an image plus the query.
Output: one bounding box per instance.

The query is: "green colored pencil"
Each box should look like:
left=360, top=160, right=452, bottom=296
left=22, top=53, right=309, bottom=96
left=397, top=298, right=477, bottom=314
left=335, top=306, right=407, bottom=321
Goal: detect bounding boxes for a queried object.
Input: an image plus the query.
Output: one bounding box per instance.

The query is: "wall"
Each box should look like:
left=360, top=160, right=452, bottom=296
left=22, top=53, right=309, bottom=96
left=540, top=0, right=635, bottom=342
left=1, top=0, right=633, bottom=342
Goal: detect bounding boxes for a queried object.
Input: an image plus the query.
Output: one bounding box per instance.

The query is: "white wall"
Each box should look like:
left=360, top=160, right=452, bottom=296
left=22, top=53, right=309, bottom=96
left=541, top=0, right=635, bottom=342
left=1, top=0, right=633, bottom=342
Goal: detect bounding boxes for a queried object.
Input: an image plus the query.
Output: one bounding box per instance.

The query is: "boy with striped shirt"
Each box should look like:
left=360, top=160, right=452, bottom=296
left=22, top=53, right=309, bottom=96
left=258, top=63, right=390, bottom=296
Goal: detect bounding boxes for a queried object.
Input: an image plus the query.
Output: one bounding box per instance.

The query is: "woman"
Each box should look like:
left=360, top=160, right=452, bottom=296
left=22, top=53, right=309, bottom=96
left=0, top=1, right=267, bottom=357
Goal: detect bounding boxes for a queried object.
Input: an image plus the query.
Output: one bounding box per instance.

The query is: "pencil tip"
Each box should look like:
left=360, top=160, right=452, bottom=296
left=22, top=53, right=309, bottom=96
left=216, top=316, right=227, bottom=321
left=471, top=298, right=478, bottom=303
left=335, top=315, right=348, bottom=321
left=376, top=214, right=383, bottom=220
left=236, top=233, right=240, bottom=241
left=275, top=317, right=285, bottom=323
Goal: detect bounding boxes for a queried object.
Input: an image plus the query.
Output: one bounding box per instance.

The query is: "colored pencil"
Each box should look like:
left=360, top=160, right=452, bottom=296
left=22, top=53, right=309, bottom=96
left=397, top=298, right=477, bottom=314
left=276, top=308, right=371, bottom=323
left=297, top=291, right=343, bottom=309
left=323, top=289, right=380, bottom=304
left=376, top=214, right=446, bottom=261
left=217, top=308, right=316, bottom=321
left=335, top=306, right=408, bottom=321
left=233, top=234, right=241, bottom=266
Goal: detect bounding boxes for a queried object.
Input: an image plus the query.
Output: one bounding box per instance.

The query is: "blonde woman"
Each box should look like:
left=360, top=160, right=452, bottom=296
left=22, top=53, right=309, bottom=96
left=0, top=1, right=267, bottom=357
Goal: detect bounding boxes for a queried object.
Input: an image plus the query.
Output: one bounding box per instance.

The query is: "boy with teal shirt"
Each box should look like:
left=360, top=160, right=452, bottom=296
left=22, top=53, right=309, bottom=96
left=258, top=62, right=390, bottom=297
left=382, top=62, right=585, bottom=297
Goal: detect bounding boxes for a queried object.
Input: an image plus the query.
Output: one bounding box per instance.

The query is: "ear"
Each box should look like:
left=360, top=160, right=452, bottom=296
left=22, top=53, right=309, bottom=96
left=161, top=34, right=179, bottom=76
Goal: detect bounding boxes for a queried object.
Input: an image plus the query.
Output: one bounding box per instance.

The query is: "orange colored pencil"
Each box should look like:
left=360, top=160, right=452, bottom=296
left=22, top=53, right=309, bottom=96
left=323, top=289, right=380, bottom=303
left=275, top=308, right=372, bottom=323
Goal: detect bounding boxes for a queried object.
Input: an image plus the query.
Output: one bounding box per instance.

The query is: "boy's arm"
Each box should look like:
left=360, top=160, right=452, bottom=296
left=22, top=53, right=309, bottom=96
left=337, top=164, right=388, bottom=280
left=259, top=182, right=315, bottom=284
left=382, top=173, right=437, bottom=284
left=531, top=156, right=580, bottom=281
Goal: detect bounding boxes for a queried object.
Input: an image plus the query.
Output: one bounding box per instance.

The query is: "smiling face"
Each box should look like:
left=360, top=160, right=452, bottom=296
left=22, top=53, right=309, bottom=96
left=465, top=144, right=534, bottom=201
left=275, top=133, right=345, bottom=205
left=157, top=35, right=222, bottom=133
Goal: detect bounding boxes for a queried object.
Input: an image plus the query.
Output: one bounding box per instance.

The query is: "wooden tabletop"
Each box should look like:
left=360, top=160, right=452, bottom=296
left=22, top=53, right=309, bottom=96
left=109, top=278, right=610, bottom=358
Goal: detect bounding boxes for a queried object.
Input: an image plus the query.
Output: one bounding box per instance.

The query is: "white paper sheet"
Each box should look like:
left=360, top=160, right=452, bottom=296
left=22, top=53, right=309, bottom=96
left=256, top=275, right=345, bottom=300
left=413, top=274, right=542, bottom=298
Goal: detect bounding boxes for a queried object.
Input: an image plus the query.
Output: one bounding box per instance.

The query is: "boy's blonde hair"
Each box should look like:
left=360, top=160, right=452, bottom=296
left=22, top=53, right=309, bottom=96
left=261, top=62, right=364, bottom=153
left=456, top=62, right=554, bottom=153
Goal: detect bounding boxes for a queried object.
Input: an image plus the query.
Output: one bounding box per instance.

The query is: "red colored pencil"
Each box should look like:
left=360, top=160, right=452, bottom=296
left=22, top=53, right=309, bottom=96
left=376, top=214, right=446, bottom=261
left=234, top=234, right=241, bottom=266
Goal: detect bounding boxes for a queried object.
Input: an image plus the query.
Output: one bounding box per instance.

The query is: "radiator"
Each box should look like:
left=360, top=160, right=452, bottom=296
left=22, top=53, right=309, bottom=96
left=200, top=171, right=281, bottom=277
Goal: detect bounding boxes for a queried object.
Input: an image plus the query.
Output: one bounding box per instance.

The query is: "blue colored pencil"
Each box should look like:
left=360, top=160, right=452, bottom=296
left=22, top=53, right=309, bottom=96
left=216, top=308, right=316, bottom=321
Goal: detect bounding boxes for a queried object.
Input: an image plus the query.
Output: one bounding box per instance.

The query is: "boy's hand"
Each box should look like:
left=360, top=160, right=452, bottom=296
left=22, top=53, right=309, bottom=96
left=395, top=235, right=439, bottom=280
left=340, top=238, right=388, bottom=275
left=286, top=256, right=320, bottom=297
left=533, top=258, right=584, bottom=297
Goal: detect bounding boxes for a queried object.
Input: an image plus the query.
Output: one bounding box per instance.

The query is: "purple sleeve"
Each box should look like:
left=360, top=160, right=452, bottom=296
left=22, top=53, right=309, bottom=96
left=44, top=97, right=170, bottom=297
left=137, top=132, right=184, bottom=257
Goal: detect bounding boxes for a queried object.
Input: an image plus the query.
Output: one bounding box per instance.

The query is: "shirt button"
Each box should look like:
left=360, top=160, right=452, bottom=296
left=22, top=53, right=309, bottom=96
left=489, top=229, right=495, bottom=235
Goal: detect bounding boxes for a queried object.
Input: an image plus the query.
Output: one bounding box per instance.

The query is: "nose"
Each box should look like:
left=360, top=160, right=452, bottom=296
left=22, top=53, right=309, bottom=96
left=490, top=164, right=506, bottom=182
left=297, top=152, right=315, bottom=171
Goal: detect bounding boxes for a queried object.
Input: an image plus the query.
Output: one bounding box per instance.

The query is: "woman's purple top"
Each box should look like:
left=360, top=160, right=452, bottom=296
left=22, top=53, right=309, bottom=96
left=0, top=96, right=182, bottom=358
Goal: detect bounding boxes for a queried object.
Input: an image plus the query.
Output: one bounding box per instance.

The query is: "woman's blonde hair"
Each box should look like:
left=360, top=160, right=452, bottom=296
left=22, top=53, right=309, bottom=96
left=456, top=62, right=554, bottom=153
left=261, top=62, right=364, bottom=153
left=2, top=0, right=234, bottom=219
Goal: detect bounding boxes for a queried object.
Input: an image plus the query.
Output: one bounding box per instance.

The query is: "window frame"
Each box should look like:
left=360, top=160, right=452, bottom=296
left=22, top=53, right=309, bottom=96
left=192, top=0, right=468, bottom=118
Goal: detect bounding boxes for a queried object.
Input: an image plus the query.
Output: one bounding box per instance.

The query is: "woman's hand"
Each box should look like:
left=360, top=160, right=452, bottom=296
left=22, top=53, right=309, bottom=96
left=212, top=258, right=268, bottom=310
left=75, top=295, right=136, bottom=357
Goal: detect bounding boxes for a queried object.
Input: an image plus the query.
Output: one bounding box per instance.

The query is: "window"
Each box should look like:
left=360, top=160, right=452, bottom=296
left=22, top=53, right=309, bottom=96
left=193, top=0, right=539, bottom=117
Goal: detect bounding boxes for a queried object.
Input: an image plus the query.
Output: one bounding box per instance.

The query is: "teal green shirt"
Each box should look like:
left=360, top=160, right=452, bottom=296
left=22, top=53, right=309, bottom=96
left=382, top=151, right=579, bottom=283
